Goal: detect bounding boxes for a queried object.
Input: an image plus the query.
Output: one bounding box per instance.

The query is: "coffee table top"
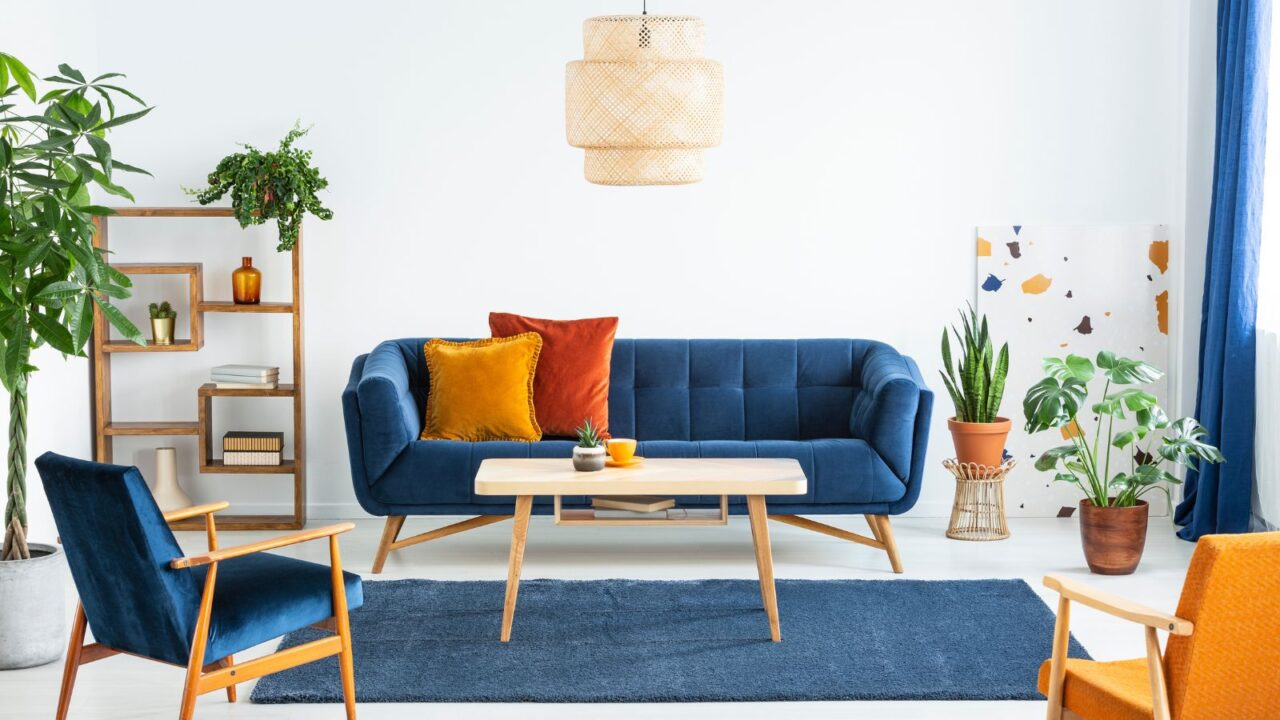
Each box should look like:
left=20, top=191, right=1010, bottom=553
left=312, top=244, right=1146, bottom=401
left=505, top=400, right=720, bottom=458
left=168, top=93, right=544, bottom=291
left=474, top=458, right=807, bottom=496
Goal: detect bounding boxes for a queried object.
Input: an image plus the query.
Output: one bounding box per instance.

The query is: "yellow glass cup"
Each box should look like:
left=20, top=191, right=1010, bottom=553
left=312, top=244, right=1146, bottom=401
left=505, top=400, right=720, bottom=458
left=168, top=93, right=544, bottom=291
left=607, top=438, right=637, bottom=463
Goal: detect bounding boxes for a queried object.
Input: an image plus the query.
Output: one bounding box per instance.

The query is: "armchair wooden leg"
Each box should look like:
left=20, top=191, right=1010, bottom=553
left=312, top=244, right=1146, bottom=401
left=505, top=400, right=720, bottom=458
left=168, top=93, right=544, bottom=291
left=180, top=564, right=218, bottom=720
left=55, top=604, right=88, bottom=720
left=872, top=515, right=903, bottom=574
left=220, top=656, right=236, bottom=702
left=371, top=515, right=405, bottom=574
left=1045, top=595, right=1071, bottom=720
left=330, top=535, right=358, bottom=720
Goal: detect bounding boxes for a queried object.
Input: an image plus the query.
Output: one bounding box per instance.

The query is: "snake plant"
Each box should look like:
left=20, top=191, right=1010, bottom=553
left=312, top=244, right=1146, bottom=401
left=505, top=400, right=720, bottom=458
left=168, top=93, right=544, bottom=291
left=940, top=304, right=1009, bottom=423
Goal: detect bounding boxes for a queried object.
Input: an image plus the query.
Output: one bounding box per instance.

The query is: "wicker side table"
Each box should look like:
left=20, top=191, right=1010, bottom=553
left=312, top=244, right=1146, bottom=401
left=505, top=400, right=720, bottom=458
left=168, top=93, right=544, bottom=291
left=944, top=458, right=1015, bottom=541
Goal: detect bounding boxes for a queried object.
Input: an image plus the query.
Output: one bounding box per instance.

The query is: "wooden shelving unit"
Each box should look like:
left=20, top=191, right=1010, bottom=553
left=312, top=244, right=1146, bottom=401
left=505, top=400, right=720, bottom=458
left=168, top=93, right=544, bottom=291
left=90, top=207, right=307, bottom=531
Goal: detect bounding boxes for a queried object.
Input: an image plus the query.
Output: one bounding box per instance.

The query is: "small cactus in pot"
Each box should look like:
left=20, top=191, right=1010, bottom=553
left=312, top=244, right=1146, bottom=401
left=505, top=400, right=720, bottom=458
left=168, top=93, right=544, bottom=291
left=148, top=301, right=177, bottom=346
left=572, top=418, right=606, bottom=472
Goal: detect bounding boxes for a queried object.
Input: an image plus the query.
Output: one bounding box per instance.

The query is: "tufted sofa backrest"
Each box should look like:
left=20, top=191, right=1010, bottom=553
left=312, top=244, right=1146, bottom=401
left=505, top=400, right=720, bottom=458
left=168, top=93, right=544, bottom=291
left=390, top=338, right=886, bottom=441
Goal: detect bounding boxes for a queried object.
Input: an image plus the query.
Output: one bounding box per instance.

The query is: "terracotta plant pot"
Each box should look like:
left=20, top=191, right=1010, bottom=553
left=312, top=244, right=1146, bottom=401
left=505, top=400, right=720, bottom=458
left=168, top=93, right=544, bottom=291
left=947, top=417, right=1011, bottom=468
left=1079, top=499, right=1149, bottom=575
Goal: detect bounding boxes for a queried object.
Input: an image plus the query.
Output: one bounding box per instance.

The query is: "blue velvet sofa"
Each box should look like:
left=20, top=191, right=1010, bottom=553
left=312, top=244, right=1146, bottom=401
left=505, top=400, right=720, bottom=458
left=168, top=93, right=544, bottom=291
left=344, top=338, right=933, bottom=573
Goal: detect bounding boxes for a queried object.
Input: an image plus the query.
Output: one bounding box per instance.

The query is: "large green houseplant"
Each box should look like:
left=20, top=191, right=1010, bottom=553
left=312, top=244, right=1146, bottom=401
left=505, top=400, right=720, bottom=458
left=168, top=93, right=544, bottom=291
left=940, top=304, right=1011, bottom=468
left=1023, top=351, right=1224, bottom=574
left=185, top=123, right=332, bottom=252
left=0, top=53, right=150, bottom=668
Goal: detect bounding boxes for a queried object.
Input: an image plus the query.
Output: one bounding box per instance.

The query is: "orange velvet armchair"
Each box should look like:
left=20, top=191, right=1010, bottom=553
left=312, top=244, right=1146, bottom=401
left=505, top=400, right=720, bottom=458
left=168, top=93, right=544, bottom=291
left=1038, top=532, right=1280, bottom=720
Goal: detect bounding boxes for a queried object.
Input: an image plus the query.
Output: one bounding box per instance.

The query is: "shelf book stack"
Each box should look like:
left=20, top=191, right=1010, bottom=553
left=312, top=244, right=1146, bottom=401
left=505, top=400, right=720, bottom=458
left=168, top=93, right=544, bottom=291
left=90, top=207, right=307, bottom=531
left=223, top=431, right=284, bottom=466
left=212, top=364, right=279, bottom=389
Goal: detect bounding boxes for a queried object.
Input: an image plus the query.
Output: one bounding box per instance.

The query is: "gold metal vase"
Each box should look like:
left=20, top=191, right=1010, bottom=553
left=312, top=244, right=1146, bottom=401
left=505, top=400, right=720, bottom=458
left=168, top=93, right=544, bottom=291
left=150, top=317, right=174, bottom=346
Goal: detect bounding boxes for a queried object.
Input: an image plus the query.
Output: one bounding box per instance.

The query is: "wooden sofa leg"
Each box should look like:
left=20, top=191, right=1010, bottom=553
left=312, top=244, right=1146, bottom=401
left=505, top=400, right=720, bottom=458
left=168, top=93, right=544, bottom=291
left=372, top=516, right=406, bottom=574
left=864, top=514, right=884, bottom=543
left=372, top=515, right=513, bottom=574
left=769, top=514, right=903, bottom=573
left=873, top=515, right=904, bottom=574
left=56, top=604, right=89, bottom=720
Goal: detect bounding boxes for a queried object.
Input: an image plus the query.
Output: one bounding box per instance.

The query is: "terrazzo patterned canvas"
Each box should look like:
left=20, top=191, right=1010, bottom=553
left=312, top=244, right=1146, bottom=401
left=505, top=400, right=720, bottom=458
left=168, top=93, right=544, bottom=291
left=975, top=225, right=1171, bottom=517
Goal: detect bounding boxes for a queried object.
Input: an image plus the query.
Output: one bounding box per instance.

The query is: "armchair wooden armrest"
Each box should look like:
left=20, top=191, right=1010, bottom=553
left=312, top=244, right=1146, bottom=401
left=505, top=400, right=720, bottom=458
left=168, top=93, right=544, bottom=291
left=170, top=523, right=356, bottom=569
left=162, top=502, right=231, bottom=524
left=1042, top=574, right=1192, bottom=720
left=1044, top=574, right=1193, bottom=635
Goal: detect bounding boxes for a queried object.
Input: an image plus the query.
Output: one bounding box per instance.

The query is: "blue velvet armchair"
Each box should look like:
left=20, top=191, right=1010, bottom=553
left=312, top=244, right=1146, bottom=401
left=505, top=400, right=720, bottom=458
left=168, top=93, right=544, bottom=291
left=36, top=452, right=363, bottom=720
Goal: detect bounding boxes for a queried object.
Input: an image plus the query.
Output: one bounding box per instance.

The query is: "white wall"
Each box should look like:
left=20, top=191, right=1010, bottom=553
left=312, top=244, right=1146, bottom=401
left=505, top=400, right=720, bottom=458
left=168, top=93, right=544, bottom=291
left=3, top=0, right=1216, bottom=540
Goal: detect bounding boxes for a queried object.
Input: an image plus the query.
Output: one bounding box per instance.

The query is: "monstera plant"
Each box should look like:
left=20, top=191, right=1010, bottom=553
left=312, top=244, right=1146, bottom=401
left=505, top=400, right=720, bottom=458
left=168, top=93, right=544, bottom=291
left=0, top=52, right=150, bottom=668
left=1023, top=351, right=1224, bottom=574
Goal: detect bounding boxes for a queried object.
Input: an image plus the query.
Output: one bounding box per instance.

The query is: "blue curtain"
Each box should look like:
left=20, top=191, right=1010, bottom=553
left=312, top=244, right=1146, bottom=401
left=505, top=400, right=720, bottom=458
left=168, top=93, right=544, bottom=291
left=1175, top=0, right=1271, bottom=540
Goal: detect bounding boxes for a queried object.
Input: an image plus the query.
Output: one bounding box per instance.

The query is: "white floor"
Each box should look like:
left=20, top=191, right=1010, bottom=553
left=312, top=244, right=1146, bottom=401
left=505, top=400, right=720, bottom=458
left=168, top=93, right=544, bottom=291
left=2, top=514, right=1195, bottom=719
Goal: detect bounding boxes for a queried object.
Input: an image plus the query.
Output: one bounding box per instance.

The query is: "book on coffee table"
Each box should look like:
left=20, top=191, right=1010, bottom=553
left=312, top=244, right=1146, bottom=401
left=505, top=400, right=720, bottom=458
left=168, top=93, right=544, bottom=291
left=590, top=495, right=676, bottom=513
left=593, top=509, right=669, bottom=519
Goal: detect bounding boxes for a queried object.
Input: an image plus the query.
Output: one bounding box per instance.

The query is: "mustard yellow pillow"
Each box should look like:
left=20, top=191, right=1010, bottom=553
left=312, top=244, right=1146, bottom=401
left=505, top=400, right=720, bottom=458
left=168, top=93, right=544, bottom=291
left=420, top=334, right=543, bottom=442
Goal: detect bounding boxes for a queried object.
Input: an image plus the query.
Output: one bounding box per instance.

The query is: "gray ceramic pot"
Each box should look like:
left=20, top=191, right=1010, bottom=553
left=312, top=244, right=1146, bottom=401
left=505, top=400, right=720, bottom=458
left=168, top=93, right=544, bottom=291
left=0, top=543, right=67, bottom=669
left=572, top=446, right=606, bottom=472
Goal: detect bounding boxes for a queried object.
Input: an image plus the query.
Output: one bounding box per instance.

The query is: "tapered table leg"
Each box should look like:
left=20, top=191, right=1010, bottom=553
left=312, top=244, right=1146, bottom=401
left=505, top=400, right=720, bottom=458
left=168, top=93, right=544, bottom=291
left=500, top=496, right=534, bottom=642
left=746, top=495, right=781, bottom=641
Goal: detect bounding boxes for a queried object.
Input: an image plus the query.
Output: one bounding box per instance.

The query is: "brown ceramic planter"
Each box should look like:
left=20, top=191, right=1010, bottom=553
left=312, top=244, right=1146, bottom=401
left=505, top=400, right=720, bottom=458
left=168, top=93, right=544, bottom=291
left=947, top=417, right=1011, bottom=468
left=1079, top=499, right=1149, bottom=575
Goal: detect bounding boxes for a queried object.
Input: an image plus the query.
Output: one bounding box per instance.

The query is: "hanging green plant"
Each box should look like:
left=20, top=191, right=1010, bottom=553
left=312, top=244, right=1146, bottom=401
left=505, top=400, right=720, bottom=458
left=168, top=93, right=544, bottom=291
left=185, top=123, right=331, bottom=251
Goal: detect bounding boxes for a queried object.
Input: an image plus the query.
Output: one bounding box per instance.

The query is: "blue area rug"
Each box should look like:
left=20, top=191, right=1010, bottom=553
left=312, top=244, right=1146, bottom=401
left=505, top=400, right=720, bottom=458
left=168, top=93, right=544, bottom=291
left=251, top=578, right=1088, bottom=703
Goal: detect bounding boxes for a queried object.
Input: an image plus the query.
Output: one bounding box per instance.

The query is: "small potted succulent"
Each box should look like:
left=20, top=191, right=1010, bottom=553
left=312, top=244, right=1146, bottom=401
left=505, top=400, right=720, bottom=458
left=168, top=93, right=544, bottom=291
left=940, top=304, right=1011, bottom=467
left=573, top=418, right=606, bottom=472
left=1023, top=351, right=1224, bottom=574
left=148, top=301, right=177, bottom=346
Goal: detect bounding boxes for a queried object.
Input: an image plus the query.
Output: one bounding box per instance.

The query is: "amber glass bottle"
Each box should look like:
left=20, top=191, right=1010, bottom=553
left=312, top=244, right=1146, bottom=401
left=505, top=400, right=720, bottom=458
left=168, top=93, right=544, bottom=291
left=232, top=256, right=261, bottom=304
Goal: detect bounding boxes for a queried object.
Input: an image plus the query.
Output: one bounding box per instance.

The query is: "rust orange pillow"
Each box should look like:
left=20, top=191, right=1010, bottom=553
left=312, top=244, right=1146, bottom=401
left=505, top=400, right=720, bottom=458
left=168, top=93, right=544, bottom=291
left=489, top=312, right=617, bottom=438
left=420, top=333, right=542, bottom=442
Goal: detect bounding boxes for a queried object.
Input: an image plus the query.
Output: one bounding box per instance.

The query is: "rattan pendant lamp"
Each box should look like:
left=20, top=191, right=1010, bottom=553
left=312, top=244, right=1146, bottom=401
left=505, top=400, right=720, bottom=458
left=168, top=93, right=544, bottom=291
left=564, top=4, right=724, bottom=185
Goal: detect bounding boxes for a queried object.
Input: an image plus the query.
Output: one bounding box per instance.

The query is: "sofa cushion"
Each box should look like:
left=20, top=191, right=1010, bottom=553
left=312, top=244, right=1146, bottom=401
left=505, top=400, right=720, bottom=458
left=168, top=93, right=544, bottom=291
left=370, top=438, right=905, bottom=507
left=420, top=334, right=543, bottom=442
left=489, top=312, right=618, bottom=438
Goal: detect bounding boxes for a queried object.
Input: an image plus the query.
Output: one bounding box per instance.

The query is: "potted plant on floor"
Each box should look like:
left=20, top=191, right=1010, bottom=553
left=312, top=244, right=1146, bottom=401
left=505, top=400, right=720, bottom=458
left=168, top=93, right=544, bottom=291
left=940, top=304, right=1011, bottom=467
left=185, top=123, right=333, bottom=252
left=0, top=53, right=151, bottom=668
left=1022, top=351, right=1224, bottom=574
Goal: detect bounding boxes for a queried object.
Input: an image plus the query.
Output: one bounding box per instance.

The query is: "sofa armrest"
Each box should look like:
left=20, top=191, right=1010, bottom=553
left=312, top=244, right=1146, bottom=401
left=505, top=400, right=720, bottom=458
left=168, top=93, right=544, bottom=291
left=351, top=341, right=422, bottom=481
left=850, top=343, right=930, bottom=480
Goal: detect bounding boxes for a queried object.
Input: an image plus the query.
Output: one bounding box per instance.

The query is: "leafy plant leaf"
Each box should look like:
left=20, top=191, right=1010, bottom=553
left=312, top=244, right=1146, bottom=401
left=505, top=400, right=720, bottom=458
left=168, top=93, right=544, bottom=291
left=1096, top=351, right=1163, bottom=385
left=29, top=310, right=75, bottom=354
left=91, top=295, right=144, bottom=346
left=2, top=54, right=37, bottom=101
left=1023, top=375, right=1087, bottom=433
left=1043, top=354, right=1094, bottom=383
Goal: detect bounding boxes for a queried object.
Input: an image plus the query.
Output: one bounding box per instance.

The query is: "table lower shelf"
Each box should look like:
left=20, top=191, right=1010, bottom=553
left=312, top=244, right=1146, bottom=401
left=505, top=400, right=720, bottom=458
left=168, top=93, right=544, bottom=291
left=552, top=496, right=729, bottom=526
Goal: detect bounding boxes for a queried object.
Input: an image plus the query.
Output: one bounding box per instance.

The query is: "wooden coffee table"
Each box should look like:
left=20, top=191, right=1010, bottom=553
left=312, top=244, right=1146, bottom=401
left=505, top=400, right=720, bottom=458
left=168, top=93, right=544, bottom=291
left=474, top=457, right=807, bottom=643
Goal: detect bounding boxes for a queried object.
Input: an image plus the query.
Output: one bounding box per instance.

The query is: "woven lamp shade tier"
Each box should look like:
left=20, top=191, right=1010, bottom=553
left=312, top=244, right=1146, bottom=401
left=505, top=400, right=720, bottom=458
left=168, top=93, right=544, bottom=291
left=943, top=458, right=1014, bottom=541
left=565, top=15, right=724, bottom=185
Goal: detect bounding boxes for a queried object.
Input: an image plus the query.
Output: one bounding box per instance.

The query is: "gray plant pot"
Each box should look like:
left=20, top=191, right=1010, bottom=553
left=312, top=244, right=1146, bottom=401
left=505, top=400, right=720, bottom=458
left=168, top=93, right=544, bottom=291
left=0, top=543, right=67, bottom=670
left=573, top=446, right=606, bottom=472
